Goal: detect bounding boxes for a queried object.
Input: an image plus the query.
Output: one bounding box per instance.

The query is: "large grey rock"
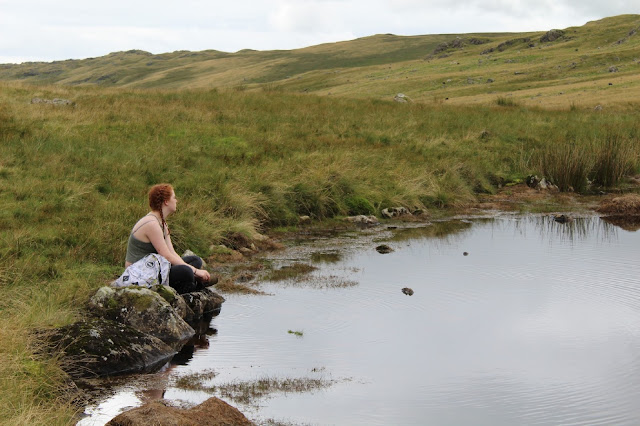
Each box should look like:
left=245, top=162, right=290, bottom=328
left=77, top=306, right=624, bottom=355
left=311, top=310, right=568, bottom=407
left=45, top=317, right=176, bottom=378
left=540, top=29, right=564, bottom=43
left=181, top=287, right=225, bottom=318
left=89, top=286, right=195, bottom=344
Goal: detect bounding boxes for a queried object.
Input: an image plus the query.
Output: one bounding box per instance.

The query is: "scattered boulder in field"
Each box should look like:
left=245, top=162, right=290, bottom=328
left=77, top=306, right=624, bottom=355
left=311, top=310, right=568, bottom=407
left=345, top=215, right=379, bottom=225
left=44, top=317, right=176, bottom=378
left=31, top=97, right=73, bottom=105
left=89, top=286, right=195, bottom=344
left=594, top=105, right=603, bottom=111
left=394, top=93, right=411, bottom=102
left=609, top=66, right=619, bottom=73
left=381, top=207, right=412, bottom=218
left=106, top=397, right=252, bottom=426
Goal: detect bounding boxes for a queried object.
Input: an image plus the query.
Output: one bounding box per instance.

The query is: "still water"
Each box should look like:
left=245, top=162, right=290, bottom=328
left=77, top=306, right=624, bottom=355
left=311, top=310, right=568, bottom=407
left=80, top=214, right=640, bottom=425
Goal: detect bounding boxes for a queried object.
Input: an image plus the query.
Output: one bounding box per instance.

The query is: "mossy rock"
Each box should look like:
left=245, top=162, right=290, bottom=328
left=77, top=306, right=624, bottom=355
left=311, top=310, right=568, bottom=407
left=45, top=317, right=176, bottom=378
left=89, top=286, right=195, bottom=344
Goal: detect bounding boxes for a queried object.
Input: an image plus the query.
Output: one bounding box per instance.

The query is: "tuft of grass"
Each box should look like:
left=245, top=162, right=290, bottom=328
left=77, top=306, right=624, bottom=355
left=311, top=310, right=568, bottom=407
left=265, top=263, right=317, bottom=281
left=215, top=277, right=267, bottom=295
left=495, top=96, right=520, bottom=107
left=540, top=141, right=594, bottom=192
left=173, top=374, right=336, bottom=406
left=310, top=251, right=343, bottom=263
left=591, top=131, right=636, bottom=187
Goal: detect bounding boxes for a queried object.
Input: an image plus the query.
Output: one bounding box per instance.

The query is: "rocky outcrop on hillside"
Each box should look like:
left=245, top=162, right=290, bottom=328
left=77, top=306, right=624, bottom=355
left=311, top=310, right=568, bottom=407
left=540, top=29, right=565, bottom=43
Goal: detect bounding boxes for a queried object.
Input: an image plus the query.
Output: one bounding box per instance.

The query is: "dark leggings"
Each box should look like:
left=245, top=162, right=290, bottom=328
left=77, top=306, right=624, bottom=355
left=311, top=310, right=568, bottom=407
left=169, top=255, right=203, bottom=294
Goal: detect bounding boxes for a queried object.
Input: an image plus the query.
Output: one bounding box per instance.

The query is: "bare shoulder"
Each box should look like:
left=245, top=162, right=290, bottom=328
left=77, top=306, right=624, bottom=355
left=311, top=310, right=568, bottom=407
left=132, top=215, right=161, bottom=237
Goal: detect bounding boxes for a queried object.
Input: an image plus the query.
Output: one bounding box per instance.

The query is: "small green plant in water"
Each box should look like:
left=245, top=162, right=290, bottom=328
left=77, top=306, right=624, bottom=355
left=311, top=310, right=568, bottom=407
left=288, top=330, right=304, bottom=337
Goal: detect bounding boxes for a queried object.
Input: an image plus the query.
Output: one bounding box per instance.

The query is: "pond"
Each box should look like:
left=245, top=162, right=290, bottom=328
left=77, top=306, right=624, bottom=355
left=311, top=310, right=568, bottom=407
left=78, top=213, right=640, bottom=425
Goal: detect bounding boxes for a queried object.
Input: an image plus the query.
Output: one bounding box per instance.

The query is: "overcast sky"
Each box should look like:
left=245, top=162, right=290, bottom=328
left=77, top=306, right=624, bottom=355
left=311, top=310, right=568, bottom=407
left=0, top=0, right=636, bottom=64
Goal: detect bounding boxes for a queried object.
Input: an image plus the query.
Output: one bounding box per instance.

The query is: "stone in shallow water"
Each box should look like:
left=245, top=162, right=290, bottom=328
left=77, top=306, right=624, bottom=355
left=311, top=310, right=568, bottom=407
left=376, top=244, right=394, bottom=254
left=106, top=397, right=252, bottom=426
left=44, top=317, right=176, bottom=378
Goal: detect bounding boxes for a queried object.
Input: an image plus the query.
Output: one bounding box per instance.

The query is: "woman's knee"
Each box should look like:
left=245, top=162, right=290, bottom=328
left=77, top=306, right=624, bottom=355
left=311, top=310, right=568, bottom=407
left=182, top=255, right=202, bottom=269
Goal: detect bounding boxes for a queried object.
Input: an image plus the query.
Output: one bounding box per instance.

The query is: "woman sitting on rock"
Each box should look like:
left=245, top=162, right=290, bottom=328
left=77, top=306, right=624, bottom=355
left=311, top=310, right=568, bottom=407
left=125, top=183, right=210, bottom=294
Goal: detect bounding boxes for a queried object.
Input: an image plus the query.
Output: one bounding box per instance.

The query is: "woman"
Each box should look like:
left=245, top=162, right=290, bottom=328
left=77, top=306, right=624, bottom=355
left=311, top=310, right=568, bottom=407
left=125, top=183, right=210, bottom=294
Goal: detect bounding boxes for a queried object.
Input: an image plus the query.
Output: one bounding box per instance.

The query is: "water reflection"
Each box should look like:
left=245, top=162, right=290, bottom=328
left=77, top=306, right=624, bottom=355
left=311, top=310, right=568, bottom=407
left=80, top=214, right=640, bottom=425
left=601, top=215, right=640, bottom=232
left=387, top=219, right=474, bottom=243
left=510, top=215, right=619, bottom=244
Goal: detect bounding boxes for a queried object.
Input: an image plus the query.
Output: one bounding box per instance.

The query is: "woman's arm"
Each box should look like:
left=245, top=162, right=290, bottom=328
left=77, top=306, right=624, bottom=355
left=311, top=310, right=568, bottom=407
left=165, top=233, right=180, bottom=259
left=146, top=222, right=189, bottom=266
left=158, top=226, right=211, bottom=282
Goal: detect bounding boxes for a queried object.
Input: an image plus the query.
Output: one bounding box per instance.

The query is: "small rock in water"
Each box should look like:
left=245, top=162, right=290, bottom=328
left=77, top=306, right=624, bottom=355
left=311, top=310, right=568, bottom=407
left=463, top=252, right=469, bottom=256
left=553, top=214, right=571, bottom=224
left=402, top=287, right=414, bottom=296
left=376, top=244, right=393, bottom=254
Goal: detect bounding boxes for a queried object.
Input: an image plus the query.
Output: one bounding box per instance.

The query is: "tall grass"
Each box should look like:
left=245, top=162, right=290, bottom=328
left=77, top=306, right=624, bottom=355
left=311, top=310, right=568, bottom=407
left=591, top=131, right=636, bottom=187
left=1, top=82, right=640, bottom=423
left=538, top=127, right=638, bottom=191
left=541, top=141, right=594, bottom=192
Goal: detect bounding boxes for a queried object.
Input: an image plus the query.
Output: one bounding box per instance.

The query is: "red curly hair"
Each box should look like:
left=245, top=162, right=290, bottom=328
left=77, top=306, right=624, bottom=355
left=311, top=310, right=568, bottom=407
left=148, top=183, right=173, bottom=235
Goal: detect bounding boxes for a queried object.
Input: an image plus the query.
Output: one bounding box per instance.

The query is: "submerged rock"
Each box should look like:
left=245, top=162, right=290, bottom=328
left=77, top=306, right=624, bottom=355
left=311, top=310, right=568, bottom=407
left=376, top=244, right=394, bottom=254
left=106, top=397, right=252, bottom=426
left=553, top=214, right=572, bottom=224
left=45, top=317, right=176, bottom=378
left=402, top=287, right=414, bottom=296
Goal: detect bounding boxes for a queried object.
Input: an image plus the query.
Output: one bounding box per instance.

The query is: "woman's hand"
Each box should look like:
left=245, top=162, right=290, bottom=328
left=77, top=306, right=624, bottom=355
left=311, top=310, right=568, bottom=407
left=194, top=269, right=211, bottom=282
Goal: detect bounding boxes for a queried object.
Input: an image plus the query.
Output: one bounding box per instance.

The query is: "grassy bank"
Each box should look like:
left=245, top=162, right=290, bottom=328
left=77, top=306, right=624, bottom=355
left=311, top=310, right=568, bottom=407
left=1, top=82, right=639, bottom=424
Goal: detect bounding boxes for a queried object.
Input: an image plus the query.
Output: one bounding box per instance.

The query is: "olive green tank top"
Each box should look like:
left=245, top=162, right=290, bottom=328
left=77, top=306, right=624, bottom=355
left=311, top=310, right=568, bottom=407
left=125, top=214, right=166, bottom=264
left=125, top=234, right=157, bottom=264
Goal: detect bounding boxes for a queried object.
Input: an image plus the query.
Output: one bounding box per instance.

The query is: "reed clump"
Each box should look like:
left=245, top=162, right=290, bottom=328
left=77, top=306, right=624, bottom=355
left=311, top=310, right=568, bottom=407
left=538, top=127, right=639, bottom=192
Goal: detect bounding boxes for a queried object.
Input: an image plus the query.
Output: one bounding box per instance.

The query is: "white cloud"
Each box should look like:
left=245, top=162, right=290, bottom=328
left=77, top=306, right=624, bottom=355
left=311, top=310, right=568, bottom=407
left=0, top=0, right=637, bottom=63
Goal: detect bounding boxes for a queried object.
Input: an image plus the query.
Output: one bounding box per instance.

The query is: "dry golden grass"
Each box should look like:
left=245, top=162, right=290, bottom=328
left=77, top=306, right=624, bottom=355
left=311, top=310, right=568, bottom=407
left=596, top=194, right=640, bottom=215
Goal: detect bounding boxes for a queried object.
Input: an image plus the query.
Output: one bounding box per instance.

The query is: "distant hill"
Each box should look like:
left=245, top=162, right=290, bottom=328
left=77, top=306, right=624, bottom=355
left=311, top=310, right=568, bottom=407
left=2, top=14, right=639, bottom=107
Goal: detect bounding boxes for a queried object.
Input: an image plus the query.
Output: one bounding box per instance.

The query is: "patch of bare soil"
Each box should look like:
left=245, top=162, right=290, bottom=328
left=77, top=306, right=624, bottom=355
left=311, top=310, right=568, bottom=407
left=596, top=193, right=640, bottom=215
left=106, top=397, right=252, bottom=426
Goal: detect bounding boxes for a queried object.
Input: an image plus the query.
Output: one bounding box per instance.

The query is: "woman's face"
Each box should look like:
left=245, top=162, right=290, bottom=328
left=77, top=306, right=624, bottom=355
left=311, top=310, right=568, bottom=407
left=166, top=190, right=177, bottom=213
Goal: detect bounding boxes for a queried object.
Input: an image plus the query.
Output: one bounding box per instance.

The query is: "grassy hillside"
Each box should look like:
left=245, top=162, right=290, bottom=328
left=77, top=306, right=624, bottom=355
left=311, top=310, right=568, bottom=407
left=1, top=15, right=639, bottom=107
